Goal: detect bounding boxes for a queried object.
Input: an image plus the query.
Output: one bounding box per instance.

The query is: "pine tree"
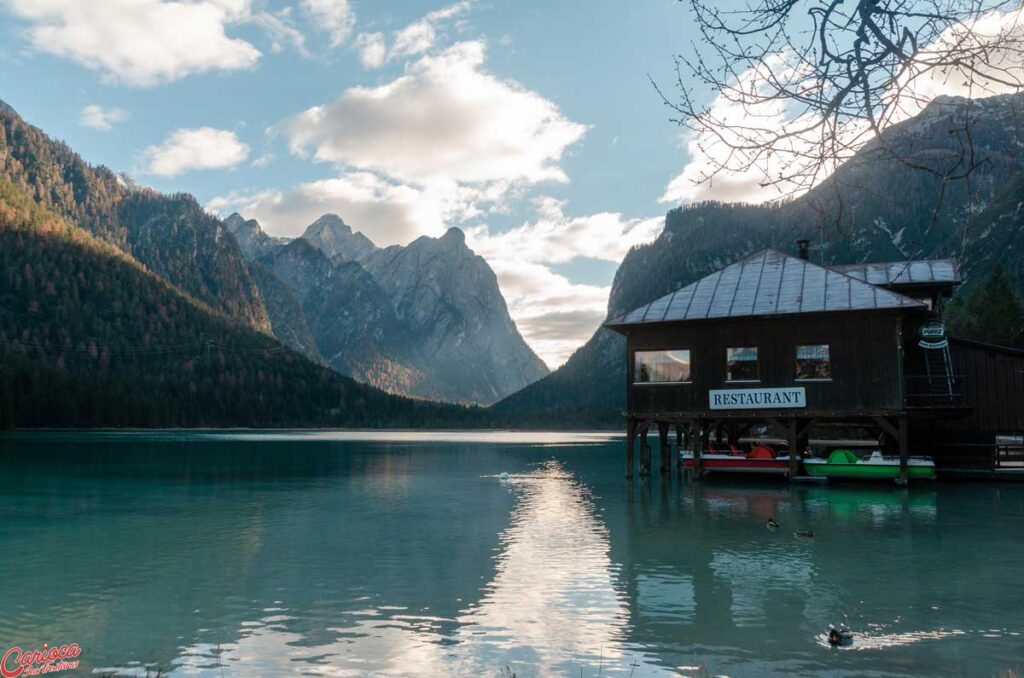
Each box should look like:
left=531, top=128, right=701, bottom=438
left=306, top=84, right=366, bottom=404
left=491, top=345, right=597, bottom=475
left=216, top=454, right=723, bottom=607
left=947, top=264, right=1024, bottom=348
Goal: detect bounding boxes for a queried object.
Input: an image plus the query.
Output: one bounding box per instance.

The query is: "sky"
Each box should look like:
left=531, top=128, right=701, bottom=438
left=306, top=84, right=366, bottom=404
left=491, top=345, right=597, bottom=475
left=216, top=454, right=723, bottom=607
left=1, top=0, right=1019, bottom=368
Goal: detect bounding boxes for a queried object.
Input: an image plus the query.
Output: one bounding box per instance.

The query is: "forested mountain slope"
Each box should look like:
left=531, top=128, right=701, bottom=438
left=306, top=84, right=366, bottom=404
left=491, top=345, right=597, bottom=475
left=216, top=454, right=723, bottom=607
left=0, top=101, right=269, bottom=331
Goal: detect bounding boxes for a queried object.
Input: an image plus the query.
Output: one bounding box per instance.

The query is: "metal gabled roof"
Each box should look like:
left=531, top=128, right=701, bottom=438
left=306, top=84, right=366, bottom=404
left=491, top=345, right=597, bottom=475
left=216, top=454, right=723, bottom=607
left=605, top=249, right=926, bottom=329
left=829, top=258, right=961, bottom=287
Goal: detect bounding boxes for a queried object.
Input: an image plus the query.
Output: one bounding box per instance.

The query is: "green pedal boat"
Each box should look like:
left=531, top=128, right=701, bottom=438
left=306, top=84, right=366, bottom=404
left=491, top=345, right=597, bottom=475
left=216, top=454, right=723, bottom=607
left=803, top=449, right=936, bottom=481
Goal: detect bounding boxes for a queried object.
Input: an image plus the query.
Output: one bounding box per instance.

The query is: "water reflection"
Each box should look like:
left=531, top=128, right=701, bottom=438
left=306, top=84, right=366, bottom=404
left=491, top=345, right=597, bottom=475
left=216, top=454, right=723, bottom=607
left=124, top=459, right=653, bottom=676
left=3, top=435, right=1024, bottom=677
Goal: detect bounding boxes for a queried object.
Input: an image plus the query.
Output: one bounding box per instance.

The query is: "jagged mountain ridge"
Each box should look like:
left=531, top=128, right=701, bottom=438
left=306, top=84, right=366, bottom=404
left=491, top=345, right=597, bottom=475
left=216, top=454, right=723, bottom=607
left=0, top=177, right=476, bottom=428
left=493, top=91, right=1024, bottom=425
left=229, top=214, right=549, bottom=404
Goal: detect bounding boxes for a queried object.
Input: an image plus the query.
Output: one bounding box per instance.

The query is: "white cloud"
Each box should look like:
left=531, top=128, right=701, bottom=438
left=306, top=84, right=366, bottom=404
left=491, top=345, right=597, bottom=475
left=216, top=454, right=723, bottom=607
left=355, top=32, right=387, bottom=68
left=301, top=0, right=354, bottom=47
left=208, top=171, right=449, bottom=245
left=249, top=7, right=307, bottom=56
left=355, top=1, right=473, bottom=69
left=466, top=199, right=663, bottom=368
left=487, top=259, right=610, bottom=368
left=466, top=197, right=662, bottom=265
left=79, top=104, right=130, bottom=131
left=6, top=0, right=261, bottom=87
left=141, top=127, right=250, bottom=177
left=285, top=40, right=587, bottom=187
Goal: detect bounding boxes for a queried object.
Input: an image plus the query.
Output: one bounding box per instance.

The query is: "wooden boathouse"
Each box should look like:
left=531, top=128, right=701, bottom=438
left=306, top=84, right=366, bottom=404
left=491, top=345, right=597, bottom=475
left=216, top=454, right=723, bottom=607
left=604, top=246, right=1024, bottom=483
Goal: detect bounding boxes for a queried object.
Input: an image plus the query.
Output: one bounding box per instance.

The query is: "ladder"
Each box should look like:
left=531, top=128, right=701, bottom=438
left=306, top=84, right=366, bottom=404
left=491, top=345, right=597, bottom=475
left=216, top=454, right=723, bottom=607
left=923, top=342, right=955, bottom=400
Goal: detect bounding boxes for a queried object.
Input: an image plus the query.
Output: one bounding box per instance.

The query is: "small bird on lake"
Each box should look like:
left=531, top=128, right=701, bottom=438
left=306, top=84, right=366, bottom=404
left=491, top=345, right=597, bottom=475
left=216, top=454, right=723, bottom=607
left=795, top=530, right=815, bottom=538
left=827, top=625, right=853, bottom=646
left=766, top=518, right=780, bottom=530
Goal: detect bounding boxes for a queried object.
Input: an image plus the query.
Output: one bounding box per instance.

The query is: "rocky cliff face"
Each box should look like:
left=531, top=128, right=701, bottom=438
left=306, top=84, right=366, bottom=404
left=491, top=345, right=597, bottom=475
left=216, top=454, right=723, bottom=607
left=239, top=216, right=545, bottom=404
left=365, top=227, right=550, bottom=404
left=225, top=212, right=287, bottom=261
left=493, top=92, right=1024, bottom=423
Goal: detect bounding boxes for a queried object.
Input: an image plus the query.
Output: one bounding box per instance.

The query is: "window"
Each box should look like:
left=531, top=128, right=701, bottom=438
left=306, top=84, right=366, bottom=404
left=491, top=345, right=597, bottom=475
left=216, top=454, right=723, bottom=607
left=634, top=350, right=691, bottom=383
left=796, top=344, right=831, bottom=380
left=726, top=347, right=759, bottom=381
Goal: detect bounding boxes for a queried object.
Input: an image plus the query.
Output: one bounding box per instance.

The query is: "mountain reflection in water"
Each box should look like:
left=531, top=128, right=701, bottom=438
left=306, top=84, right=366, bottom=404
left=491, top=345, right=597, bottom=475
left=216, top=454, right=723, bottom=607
left=1, top=432, right=1023, bottom=677
left=155, top=460, right=652, bottom=676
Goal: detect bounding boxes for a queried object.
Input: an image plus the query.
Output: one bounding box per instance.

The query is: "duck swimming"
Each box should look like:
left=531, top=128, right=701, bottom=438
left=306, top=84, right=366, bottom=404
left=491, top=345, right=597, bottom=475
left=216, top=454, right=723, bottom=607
left=795, top=530, right=814, bottom=538
left=828, top=625, right=854, bottom=646
left=766, top=518, right=780, bottom=530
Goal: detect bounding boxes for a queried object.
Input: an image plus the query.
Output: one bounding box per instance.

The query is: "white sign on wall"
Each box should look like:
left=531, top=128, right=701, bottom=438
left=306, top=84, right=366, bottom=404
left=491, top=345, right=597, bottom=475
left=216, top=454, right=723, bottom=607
left=709, top=387, right=807, bottom=410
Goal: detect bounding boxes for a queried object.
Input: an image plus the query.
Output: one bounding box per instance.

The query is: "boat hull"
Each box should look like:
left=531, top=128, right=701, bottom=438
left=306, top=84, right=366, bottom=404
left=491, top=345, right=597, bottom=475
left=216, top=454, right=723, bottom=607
left=681, top=454, right=792, bottom=475
left=802, top=460, right=935, bottom=480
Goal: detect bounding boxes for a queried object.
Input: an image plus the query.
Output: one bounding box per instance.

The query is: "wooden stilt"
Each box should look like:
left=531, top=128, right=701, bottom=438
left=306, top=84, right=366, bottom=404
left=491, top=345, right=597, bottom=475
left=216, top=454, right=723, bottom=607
left=625, top=418, right=637, bottom=479
left=898, top=414, right=909, bottom=486
left=675, top=423, right=684, bottom=475
left=787, top=417, right=799, bottom=480
left=640, top=424, right=651, bottom=477
left=658, top=421, right=670, bottom=474
left=691, top=418, right=703, bottom=481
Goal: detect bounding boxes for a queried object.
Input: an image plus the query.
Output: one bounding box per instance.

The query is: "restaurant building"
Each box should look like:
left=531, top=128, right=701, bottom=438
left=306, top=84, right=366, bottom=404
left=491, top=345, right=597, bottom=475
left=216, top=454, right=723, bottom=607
left=604, top=246, right=1024, bottom=482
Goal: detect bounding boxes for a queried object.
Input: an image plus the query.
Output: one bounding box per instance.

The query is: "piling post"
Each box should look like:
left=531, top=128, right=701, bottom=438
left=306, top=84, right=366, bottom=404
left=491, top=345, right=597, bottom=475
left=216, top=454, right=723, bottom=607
left=640, top=424, right=651, bottom=477
left=898, top=414, right=909, bottom=486
left=625, top=418, right=637, bottom=479
left=691, top=418, right=703, bottom=481
left=675, top=423, right=684, bottom=476
left=787, top=417, right=799, bottom=481
left=658, top=421, right=670, bottom=474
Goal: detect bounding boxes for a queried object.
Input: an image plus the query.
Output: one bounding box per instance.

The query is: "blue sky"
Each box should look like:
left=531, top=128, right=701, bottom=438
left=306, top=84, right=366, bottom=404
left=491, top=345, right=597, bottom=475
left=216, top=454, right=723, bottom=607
left=0, top=1, right=749, bottom=366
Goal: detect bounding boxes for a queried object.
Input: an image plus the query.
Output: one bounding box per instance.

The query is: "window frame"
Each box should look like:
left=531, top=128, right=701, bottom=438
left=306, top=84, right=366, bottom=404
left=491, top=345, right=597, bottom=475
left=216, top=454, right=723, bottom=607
left=725, top=346, right=760, bottom=383
left=632, top=348, right=693, bottom=385
left=794, top=343, right=833, bottom=382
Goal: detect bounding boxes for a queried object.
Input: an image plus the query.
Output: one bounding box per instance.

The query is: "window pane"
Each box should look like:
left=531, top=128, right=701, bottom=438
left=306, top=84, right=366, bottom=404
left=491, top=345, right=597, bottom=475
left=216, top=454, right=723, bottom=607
left=796, top=344, right=831, bottom=379
left=726, top=347, right=758, bottom=381
left=634, top=350, right=691, bottom=383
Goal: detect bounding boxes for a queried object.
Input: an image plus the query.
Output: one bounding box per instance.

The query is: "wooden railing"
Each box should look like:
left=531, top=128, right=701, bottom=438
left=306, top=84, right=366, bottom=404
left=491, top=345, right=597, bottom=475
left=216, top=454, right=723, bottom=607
left=995, top=442, right=1024, bottom=469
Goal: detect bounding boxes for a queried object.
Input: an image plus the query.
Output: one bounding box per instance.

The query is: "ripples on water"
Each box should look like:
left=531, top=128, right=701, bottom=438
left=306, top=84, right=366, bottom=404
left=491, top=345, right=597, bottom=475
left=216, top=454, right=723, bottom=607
left=1, top=432, right=1023, bottom=677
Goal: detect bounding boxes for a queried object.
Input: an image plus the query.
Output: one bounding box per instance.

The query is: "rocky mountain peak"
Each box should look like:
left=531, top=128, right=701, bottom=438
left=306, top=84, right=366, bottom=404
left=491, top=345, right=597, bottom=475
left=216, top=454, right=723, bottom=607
left=309, top=213, right=352, bottom=233
left=224, top=212, right=282, bottom=261
left=301, top=213, right=378, bottom=263
left=440, top=226, right=466, bottom=247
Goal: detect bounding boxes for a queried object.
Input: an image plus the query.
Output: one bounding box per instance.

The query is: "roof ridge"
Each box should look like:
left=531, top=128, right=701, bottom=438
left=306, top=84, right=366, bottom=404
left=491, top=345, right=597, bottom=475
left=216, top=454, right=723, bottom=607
left=605, top=247, right=927, bottom=330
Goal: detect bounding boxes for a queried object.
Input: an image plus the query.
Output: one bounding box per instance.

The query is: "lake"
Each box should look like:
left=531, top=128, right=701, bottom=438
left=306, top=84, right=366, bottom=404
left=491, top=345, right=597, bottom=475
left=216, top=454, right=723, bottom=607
left=0, top=431, right=1022, bottom=677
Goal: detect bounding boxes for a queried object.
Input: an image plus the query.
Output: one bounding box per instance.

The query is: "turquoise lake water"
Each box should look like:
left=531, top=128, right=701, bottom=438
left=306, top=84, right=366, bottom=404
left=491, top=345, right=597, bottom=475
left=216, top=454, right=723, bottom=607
left=0, top=431, right=1022, bottom=676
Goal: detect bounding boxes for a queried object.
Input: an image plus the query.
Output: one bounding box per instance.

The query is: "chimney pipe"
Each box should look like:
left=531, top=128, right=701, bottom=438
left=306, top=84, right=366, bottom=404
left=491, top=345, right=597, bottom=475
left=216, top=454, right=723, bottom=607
left=796, top=239, right=811, bottom=261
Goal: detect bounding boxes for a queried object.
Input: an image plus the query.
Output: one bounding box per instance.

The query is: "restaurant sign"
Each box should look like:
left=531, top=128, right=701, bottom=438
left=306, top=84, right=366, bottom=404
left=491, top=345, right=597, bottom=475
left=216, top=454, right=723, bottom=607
left=918, top=321, right=948, bottom=349
left=709, top=387, right=807, bottom=410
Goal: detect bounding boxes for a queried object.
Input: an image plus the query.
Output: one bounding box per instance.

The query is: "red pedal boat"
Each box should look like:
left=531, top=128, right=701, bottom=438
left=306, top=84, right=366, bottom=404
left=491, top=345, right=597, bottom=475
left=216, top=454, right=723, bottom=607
left=680, top=445, right=795, bottom=476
